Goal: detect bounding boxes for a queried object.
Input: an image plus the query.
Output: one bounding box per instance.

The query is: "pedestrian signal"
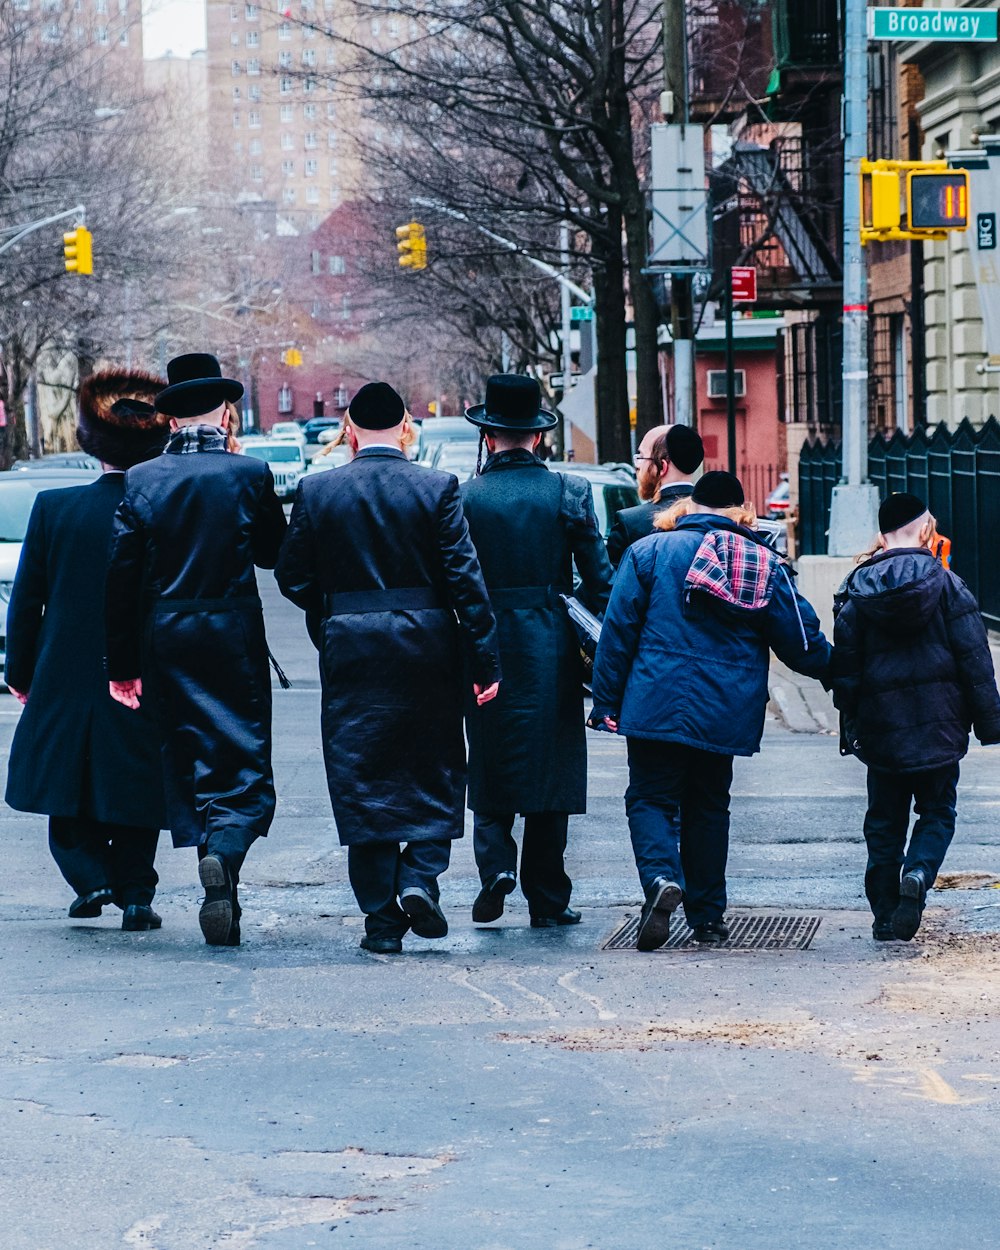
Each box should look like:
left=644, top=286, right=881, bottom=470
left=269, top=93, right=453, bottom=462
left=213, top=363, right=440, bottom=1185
left=63, top=225, right=93, bottom=275
left=908, top=170, right=969, bottom=231
left=395, top=221, right=427, bottom=271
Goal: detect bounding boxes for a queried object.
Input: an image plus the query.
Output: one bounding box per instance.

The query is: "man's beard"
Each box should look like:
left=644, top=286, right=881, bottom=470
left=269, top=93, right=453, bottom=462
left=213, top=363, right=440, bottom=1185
left=638, top=466, right=659, bottom=502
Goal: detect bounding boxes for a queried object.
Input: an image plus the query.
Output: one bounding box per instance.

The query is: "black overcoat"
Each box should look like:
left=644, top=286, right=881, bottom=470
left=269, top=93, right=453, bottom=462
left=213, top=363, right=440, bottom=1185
left=460, top=450, right=613, bottom=814
left=105, top=429, right=287, bottom=848
left=5, top=475, right=166, bottom=827
left=275, top=446, right=500, bottom=847
left=606, top=482, right=694, bottom=568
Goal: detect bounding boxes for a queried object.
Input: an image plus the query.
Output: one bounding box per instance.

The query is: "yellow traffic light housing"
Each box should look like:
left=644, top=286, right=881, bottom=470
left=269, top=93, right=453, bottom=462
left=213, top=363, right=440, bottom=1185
left=281, top=348, right=303, bottom=367
left=63, top=225, right=93, bottom=275
left=861, top=160, right=970, bottom=244
left=395, top=221, right=427, bottom=270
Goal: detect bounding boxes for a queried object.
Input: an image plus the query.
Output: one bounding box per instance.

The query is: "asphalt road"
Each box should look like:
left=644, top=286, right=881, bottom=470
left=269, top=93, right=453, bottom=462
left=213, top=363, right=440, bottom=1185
left=2, top=577, right=1000, bottom=1248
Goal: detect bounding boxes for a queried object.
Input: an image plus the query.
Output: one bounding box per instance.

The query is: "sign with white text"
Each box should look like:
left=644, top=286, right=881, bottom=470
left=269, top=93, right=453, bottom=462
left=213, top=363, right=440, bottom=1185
left=868, top=7, right=998, bottom=42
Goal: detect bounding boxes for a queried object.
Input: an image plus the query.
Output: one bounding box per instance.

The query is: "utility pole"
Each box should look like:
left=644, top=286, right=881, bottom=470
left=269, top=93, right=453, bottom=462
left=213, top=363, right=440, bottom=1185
left=560, top=221, right=573, bottom=458
left=663, top=0, right=695, bottom=427
left=827, top=0, right=880, bottom=555
left=724, top=269, right=737, bottom=474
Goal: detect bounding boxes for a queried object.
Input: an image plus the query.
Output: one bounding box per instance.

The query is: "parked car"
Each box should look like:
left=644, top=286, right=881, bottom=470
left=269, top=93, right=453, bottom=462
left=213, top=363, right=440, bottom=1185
left=302, top=416, right=341, bottom=447
left=10, top=452, right=101, bottom=471
left=431, top=440, right=479, bottom=481
left=240, top=437, right=307, bottom=498
left=305, top=445, right=351, bottom=474
left=417, top=417, right=479, bottom=465
left=549, top=462, right=639, bottom=539
left=765, top=475, right=790, bottom=519
left=0, top=469, right=101, bottom=681
left=268, top=421, right=307, bottom=445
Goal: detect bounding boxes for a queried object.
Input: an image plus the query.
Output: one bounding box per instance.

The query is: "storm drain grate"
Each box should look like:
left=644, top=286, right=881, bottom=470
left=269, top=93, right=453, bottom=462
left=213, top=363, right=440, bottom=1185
left=603, top=911, right=821, bottom=952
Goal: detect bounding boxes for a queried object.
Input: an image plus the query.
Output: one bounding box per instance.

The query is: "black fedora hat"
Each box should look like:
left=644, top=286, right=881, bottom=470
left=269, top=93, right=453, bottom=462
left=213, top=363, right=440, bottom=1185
left=465, top=374, right=558, bottom=432
left=155, top=353, right=244, bottom=419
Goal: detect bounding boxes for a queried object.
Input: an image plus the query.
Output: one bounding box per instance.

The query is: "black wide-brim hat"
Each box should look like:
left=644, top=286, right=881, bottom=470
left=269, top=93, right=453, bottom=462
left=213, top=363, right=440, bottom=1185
left=77, top=369, right=169, bottom=468
left=155, top=352, right=243, bottom=419
left=465, top=373, right=558, bottom=432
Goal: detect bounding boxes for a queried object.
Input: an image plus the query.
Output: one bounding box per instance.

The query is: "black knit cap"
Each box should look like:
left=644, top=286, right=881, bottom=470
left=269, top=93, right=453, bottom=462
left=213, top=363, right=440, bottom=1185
left=879, top=492, right=927, bottom=534
left=663, top=425, right=705, bottom=474
left=692, top=470, right=745, bottom=508
left=348, top=381, right=406, bottom=430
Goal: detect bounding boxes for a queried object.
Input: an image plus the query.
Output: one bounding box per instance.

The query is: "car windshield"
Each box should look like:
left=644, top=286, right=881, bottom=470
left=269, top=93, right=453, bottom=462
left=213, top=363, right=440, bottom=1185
left=243, top=444, right=301, bottom=463
left=0, top=477, right=92, bottom=542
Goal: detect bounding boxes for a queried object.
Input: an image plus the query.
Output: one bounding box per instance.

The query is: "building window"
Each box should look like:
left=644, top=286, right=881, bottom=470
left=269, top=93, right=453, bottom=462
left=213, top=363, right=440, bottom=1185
left=96, top=25, right=109, bottom=42
left=230, top=3, right=239, bottom=17
left=334, top=385, right=348, bottom=408
left=370, top=17, right=379, bottom=34
left=245, top=2, right=257, bottom=17
left=118, top=0, right=127, bottom=12
left=281, top=132, right=294, bottom=149
left=118, top=27, right=128, bottom=43
left=278, top=384, right=293, bottom=414
left=247, top=58, right=260, bottom=74
left=280, top=104, right=294, bottom=121
left=326, top=49, right=336, bottom=64
left=328, top=255, right=345, bottom=275
left=233, top=111, right=241, bottom=128
left=278, top=19, right=291, bottom=38
left=282, top=159, right=295, bottom=176
left=251, top=164, right=263, bottom=182
left=341, top=294, right=350, bottom=320
left=302, top=48, right=316, bottom=66
left=278, top=50, right=291, bottom=67
left=327, top=131, right=338, bottom=149
left=388, top=17, right=399, bottom=36
left=283, top=187, right=296, bottom=203
left=234, top=140, right=243, bottom=154
left=248, top=84, right=261, bottom=101
left=303, top=23, right=315, bottom=38
left=303, top=103, right=317, bottom=119
left=304, top=131, right=317, bottom=149
left=305, top=158, right=317, bottom=176
left=248, top=110, right=261, bottom=128
left=246, top=29, right=258, bottom=46
left=328, top=158, right=339, bottom=177
left=306, top=187, right=319, bottom=203
left=96, top=0, right=107, bottom=12
left=326, top=102, right=336, bottom=119
left=303, top=77, right=316, bottom=93
left=311, top=250, right=321, bottom=275
left=280, top=76, right=293, bottom=93
left=249, top=138, right=262, bottom=154
left=42, top=20, right=59, bottom=39
left=232, top=86, right=240, bottom=100
left=232, top=60, right=241, bottom=75
left=230, top=31, right=239, bottom=45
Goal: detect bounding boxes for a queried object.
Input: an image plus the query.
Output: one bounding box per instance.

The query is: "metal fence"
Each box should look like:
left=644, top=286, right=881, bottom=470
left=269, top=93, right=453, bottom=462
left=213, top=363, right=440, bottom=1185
left=704, top=462, right=783, bottom=514
left=798, top=418, right=1000, bottom=627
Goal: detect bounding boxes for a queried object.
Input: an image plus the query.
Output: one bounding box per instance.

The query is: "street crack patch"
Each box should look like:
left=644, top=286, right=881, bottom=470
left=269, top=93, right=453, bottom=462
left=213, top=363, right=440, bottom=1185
left=497, top=1017, right=819, bottom=1052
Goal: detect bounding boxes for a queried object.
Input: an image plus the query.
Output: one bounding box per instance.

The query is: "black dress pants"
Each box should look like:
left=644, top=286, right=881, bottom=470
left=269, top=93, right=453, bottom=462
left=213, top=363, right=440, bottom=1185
left=863, top=763, right=959, bottom=921
left=49, top=816, right=159, bottom=908
left=473, top=812, right=572, bottom=919
left=348, top=839, right=452, bottom=939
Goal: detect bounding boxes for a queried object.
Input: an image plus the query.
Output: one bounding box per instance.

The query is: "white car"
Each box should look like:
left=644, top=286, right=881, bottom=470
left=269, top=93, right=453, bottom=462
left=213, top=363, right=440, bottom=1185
left=0, top=469, right=101, bottom=682
left=268, top=421, right=307, bottom=444
left=240, top=439, right=307, bottom=498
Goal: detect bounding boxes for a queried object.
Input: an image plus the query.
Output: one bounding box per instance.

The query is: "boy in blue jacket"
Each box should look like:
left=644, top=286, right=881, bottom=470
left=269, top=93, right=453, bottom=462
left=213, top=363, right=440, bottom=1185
left=831, top=492, right=1000, bottom=942
left=591, top=471, right=830, bottom=952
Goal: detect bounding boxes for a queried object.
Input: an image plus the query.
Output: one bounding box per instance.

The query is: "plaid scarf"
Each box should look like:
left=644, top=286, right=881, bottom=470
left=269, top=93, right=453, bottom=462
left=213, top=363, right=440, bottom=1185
left=684, top=528, right=777, bottom=611
left=165, top=425, right=228, bottom=455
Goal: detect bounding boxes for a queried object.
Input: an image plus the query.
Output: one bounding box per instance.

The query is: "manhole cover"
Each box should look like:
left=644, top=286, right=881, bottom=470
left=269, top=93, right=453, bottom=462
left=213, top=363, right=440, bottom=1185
left=603, top=911, right=821, bottom=952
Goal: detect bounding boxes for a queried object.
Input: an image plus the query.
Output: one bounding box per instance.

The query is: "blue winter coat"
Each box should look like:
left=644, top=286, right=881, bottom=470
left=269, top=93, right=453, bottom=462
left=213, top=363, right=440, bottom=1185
left=590, top=515, right=831, bottom=756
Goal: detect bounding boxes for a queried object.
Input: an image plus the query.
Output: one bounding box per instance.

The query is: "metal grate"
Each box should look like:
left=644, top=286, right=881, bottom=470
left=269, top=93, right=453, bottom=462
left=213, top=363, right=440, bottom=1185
left=603, top=911, right=821, bottom=952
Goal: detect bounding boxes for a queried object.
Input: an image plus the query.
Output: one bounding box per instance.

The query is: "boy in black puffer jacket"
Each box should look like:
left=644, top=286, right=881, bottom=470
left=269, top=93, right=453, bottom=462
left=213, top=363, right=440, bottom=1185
left=831, top=492, right=1000, bottom=942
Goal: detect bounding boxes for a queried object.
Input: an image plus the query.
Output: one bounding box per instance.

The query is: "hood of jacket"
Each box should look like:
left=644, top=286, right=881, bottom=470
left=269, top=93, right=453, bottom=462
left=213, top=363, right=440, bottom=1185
left=847, top=548, right=946, bottom=633
left=677, top=514, right=781, bottom=611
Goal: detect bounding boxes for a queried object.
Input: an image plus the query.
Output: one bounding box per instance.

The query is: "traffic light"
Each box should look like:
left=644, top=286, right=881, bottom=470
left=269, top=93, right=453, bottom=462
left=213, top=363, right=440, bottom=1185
left=908, top=170, right=969, bottom=230
left=63, top=225, right=93, bottom=275
left=281, top=348, right=303, bottom=367
left=396, top=221, right=427, bottom=270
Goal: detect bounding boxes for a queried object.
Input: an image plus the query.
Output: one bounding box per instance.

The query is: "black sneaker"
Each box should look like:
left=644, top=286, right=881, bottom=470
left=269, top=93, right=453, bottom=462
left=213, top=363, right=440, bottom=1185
left=198, top=854, right=234, bottom=946
left=692, top=919, right=730, bottom=945
left=399, top=887, right=448, bottom=938
left=472, top=872, right=517, bottom=924
left=636, top=878, right=682, bottom=952
left=892, top=870, right=926, bottom=941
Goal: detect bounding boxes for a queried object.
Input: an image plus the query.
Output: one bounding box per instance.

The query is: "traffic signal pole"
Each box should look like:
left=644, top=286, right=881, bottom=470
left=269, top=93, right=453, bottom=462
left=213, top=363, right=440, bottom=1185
left=827, top=0, right=880, bottom=556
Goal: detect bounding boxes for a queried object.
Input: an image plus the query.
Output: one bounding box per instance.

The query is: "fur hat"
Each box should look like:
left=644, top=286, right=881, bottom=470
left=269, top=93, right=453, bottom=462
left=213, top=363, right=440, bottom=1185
left=77, top=369, right=169, bottom=468
left=878, top=492, right=927, bottom=535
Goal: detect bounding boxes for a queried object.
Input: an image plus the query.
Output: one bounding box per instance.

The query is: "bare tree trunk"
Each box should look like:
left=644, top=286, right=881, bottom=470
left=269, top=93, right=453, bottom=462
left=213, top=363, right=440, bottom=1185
left=593, top=206, right=631, bottom=463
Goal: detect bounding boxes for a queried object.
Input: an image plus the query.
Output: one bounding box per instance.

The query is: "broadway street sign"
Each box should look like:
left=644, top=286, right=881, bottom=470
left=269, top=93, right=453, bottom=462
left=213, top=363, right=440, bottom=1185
left=868, top=7, right=998, bottom=42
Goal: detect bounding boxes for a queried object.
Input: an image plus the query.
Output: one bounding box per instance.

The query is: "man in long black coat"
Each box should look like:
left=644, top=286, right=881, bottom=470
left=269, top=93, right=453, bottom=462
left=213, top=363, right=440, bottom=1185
left=606, top=423, right=704, bottom=568
left=276, top=382, right=500, bottom=955
left=105, top=353, right=287, bottom=947
left=5, top=370, right=169, bottom=931
left=461, top=375, right=613, bottom=928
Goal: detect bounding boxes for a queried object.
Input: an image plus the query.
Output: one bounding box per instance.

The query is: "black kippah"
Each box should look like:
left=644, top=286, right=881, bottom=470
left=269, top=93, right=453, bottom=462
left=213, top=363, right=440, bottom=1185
left=878, top=492, right=927, bottom=534
left=349, top=381, right=406, bottom=430
left=665, top=424, right=705, bottom=474
left=692, top=470, right=745, bottom=508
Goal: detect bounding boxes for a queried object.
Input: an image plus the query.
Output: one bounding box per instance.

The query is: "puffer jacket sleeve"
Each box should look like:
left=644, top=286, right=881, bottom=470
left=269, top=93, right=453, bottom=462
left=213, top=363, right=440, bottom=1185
left=105, top=489, right=148, bottom=682
left=591, top=546, right=649, bottom=719
left=561, top=474, right=613, bottom=614
left=830, top=599, right=863, bottom=717
left=764, top=566, right=831, bottom=685
left=437, top=475, right=501, bottom=687
left=942, top=574, right=1000, bottom=744
left=4, top=494, right=48, bottom=693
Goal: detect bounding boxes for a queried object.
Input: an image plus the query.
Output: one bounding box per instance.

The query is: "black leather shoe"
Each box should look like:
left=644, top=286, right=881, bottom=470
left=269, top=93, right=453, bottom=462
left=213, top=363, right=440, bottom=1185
left=691, top=919, right=729, bottom=945
left=226, top=921, right=241, bottom=947
left=400, top=887, right=448, bottom=938
left=636, top=878, right=682, bottom=952
left=122, top=905, right=162, bottom=932
left=68, top=887, right=115, bottom=919
left=198, top=854, right=234, bottom=946
left=530, top=907, right=582, bottom=928
left=872, top=919, right=896, bottom=941
left=892, top=870, right=926, bottom=941
left=472, top=872, right=517, bottom=924
left=360, top=934, right=403, bottom=954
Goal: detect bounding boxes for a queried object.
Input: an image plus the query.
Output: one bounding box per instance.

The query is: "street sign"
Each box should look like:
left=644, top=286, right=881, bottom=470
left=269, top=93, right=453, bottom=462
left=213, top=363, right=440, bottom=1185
left=648, top=123, right=709, bottom=269
left=570, top=306, right=593, bottom=322
left=978, top=212, right=997, bottom=250
left=868, top=7, right=998, bottom=42
left=731, top=266, right=757, bottom=303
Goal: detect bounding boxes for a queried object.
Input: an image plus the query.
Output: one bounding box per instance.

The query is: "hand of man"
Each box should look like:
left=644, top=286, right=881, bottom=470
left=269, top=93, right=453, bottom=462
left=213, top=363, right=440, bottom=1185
left=474, top=681, right=500, bottom=706
left=586, top=710, right=618, bottom=733
left=109, top=677, right=143, bottom=710
left=7, top=685, right=27, bottom=706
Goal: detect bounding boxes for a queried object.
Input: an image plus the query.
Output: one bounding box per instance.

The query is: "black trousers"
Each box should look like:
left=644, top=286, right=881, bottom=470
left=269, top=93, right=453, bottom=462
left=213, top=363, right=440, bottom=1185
left=625, top=738, right=734, bottom=928
left=49, top=816, right=159, bottom=908
left=863, top=763, right=959, bottom=921
left=348, top=839, right=452, bottom=939
left=473, top=812, right=572, bottom=919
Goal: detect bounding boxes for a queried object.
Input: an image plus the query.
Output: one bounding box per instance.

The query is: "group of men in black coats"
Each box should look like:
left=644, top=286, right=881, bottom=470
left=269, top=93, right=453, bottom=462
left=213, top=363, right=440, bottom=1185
left=5, top=360, right=626, bottom=953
